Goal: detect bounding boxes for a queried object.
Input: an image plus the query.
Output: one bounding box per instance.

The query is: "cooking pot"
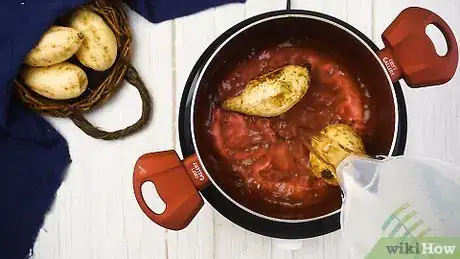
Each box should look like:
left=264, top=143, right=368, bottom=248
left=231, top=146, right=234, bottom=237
left=132, top=6, right=458, bottom=239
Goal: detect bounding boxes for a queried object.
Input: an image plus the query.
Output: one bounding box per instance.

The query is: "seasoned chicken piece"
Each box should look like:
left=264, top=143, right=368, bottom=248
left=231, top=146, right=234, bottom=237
left=309, top=124, right=366, bottom=185
left=222, top=65, right=310, bottom=117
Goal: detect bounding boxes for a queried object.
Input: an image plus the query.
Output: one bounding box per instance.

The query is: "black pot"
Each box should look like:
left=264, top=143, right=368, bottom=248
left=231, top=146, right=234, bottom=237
left=133, top=7, right=457, bottom=239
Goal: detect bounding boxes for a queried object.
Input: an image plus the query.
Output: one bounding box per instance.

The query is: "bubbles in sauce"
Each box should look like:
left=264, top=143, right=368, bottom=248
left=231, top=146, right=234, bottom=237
left=207, top=39, right=375, bottom=219
left=258, top=50, right=271, bottom=60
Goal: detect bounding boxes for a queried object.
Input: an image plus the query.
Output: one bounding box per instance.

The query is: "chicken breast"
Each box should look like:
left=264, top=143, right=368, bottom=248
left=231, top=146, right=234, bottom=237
left=222, top=64, right=310, bottom=117
left=309, top=124, right=366, bottom=185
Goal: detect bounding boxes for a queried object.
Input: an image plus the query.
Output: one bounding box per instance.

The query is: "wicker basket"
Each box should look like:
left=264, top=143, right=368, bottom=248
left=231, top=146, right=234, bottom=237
left=14, top=0, right=152, bottom=140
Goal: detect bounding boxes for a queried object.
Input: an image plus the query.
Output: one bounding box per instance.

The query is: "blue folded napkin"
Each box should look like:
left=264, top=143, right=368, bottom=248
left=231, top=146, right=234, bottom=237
left=0, top=0, right=244, bottom=258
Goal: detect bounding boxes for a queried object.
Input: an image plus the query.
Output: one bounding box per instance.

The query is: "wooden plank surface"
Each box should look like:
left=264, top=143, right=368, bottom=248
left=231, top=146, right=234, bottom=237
left=31, top=0, right=460, bottom=258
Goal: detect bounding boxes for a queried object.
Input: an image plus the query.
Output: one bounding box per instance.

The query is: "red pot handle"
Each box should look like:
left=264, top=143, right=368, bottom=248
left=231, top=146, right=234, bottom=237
left=377, top=7, right=458, bottom=87
left=133, top=150, right=210, bottom=230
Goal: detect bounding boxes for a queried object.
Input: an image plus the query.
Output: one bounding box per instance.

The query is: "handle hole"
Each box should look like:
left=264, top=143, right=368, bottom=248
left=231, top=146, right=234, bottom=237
left=141, top=181, right=166, bottom=214
left=426, top=24, right=448, bottom=57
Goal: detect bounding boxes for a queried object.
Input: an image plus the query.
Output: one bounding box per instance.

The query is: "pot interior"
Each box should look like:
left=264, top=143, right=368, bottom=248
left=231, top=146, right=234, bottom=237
left=193, top=15, right=396, bottom=221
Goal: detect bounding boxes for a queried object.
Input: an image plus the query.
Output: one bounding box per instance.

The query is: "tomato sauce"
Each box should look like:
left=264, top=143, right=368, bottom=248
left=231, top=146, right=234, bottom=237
left=207, top=39, right=373, bottom=219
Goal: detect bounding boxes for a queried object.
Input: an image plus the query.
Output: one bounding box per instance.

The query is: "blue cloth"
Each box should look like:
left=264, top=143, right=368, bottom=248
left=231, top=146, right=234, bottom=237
left=0, top=0, right=244, bottom=258
left=124, top=0, right=245, bottom=23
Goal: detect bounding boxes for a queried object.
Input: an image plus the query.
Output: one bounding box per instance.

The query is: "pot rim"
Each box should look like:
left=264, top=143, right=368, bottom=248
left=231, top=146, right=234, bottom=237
left=190, top=12, right=399, bottom=223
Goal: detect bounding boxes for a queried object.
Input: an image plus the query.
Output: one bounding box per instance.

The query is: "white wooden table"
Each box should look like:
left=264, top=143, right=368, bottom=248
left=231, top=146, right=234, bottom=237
left=32, top=0, right=460, bottom=258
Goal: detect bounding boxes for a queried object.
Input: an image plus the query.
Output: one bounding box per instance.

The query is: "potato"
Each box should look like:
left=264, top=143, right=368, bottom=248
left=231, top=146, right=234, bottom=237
left=309, top=124, right=366, bottom=185
left=20, top=62, right=88, bottom=100
left=68, top=9, right=117, bottom=71
left=24, top=26, right=84, bottom=67
left=223, top=64, right=310, bottom=117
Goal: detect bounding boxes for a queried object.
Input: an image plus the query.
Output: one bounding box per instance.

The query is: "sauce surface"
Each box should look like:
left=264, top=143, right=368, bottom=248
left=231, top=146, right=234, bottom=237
left=207, top=39, right=373, bottom=219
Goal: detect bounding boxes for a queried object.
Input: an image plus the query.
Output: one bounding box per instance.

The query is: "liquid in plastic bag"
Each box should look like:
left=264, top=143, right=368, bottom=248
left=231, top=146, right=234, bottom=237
left=337, top=155, right=460, bottom=258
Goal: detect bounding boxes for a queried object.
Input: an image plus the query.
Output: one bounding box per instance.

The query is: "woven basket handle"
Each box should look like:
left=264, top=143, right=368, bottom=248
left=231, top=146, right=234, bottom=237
left=70, top=64, right=152, bottom=140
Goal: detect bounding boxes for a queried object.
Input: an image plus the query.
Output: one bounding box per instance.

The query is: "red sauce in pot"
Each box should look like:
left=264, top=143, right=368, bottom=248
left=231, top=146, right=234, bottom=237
left=207, top=39, right=373, bottom=219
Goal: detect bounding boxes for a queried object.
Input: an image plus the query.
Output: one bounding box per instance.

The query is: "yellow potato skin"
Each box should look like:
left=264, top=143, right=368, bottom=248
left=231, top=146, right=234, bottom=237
left=24, top=26, right=84, bottom=67
left=69, top=9, right=117, bottom=71
left=222, top=65, right=310, bottom=117
left=21, top=62, right=88, bottom=100
left=309, top=124, right=366, bottom=185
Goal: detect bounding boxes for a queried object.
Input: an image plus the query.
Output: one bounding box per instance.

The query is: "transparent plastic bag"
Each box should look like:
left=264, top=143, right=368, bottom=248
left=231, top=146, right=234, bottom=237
left=337, top=155, right=460, bottom=258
